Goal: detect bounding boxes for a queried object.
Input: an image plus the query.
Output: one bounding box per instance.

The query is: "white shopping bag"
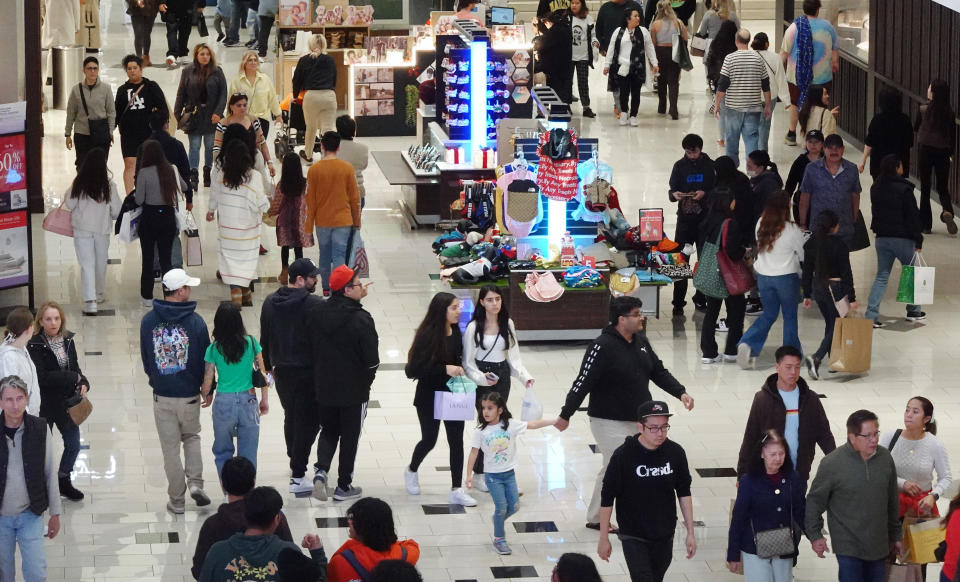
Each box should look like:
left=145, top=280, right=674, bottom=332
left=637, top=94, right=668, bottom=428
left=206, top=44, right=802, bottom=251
left=520, top=387, right=543, bottom=421
left=913, top=264, right=936, bottom=305
left=118, top=207, right=143, bottom=243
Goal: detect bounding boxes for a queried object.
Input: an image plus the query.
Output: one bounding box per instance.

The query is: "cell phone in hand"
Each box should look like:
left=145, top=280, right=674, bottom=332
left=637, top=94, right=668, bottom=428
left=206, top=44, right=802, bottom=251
left=485, top=372, right=499, bottom=384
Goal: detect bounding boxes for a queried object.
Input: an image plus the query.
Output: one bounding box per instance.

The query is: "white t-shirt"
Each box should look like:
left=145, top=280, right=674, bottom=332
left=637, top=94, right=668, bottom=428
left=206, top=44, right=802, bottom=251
left=471, top=420, right=528, bottom=474
left=571, top=15, right=595, bottom=62
left=753, top=221, right=804, bottom=276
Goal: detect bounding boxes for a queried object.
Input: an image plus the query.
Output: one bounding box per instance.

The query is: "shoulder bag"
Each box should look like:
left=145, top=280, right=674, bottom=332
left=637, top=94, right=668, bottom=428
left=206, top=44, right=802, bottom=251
left=250, top=337, right=268, bottom=388
left=692, top=225, right=729, bottom=299
left=64, top=385, right=93, bottom=425
left=752, top=478, right=796, bottom=558
left=42, top=198, right=74, bottom=238
left=716, top=219, right=756, bottom=295
left=78, top=84, right=112, bottom=146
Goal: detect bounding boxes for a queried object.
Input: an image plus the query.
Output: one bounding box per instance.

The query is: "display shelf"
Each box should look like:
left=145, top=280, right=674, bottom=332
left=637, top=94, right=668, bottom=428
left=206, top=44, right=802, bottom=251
left=401, top=151, right=440, bottom=176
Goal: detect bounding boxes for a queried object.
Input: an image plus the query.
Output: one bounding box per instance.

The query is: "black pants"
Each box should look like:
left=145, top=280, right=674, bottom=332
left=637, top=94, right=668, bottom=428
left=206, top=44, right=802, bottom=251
left=573, top=61, right=591, bottom=108
left=315, top=402, right=366, bottom=489
left=257, top=117, right=270, bottom=140
left=545, top=70, right=574, bottom=104
left=258, top=15, right=275, bottom=58
left=73, top=133, right=110, bottom=168
left=165, top=12, right=193, bottom=58
left=138, top=205, right=177, bottom=299
left=409, top=404, right=464, bottom=488
left=274, top=366, right=321, bottom=478
left=280, top=246, right=303, bottom=268
left=655, top=45, right=680, bottom=117
left=701, top=294, right=746, bottom=358
left=131, top=14, right=155, bottom=57
left=672, top=219, right=705, bottom=309
left=918, top=144, right=953, bottom=231
left=473, top=360, right=511, bottom=474
left=620, top=535, right=674, bottom=582
left=812, top=281, right=846, bottom=361
left=618, top=72, right=644, bottom=117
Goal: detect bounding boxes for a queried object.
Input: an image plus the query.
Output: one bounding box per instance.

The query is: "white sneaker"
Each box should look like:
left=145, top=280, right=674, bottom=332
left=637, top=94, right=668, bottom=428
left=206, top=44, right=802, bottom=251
left=618, top=112, right=629, bottom=126
left=311, top=471, right=328, bottom=501
left=700, top=355, right=722, bottom=364
left=141, top=298, right=154, bottom=308
left=473, top=474, right=489, bottom=492
left=82, top=301, right=98, bottom=315
left=629, top=117, right=639, bottom=126
left=289, top=477, right=313, bottom=494
left=737, top=343, right=753, bottom=370
left=165, top=55, right=176, bottom=67
left=404, top=466, right=420, bottom=495
left=449, top=487, right=477, bottom=507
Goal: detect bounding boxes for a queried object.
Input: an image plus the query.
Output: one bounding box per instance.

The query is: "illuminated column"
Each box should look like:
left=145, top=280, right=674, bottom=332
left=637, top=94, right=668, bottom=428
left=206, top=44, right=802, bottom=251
left=468, top=39, right=487, bottom=159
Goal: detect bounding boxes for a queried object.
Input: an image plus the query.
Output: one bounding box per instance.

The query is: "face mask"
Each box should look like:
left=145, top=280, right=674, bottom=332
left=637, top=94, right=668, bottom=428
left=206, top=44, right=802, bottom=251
left=745, top=169, right=758, bottom=178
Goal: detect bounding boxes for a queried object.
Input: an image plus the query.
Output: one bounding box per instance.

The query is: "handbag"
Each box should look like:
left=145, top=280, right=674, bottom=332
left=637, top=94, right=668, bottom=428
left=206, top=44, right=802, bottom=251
left=78, top=84, right=111, bottom=146
left=690, top=34, right=709, bottom=57
left=42, top=201, right=74, bottom=238
left=118, top=206, right=143, bottom=243
left=752, top=523, right=795, bottom=559
left=64, top=386, right=92, bottom=425
left=177, top=105, right=199, bottom=133
left=716, top=220, right=755, bottom=295
left=250, top=337, right=268, bottom=388
left=692, top=227, right=729, bottom=299
left=850, top=211, right=871, bottom=252
left=672, top=34, right=694, bottom=71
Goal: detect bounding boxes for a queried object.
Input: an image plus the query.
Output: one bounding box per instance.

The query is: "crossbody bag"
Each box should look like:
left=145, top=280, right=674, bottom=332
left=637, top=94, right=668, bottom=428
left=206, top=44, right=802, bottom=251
left=78, top=83, right=111, bottom=145
left=751, top=478, right=795, bottom=558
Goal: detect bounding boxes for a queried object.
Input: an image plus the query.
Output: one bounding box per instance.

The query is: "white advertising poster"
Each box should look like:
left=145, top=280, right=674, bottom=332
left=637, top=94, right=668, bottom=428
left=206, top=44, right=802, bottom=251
left=0, top=210, right=29, bottom=289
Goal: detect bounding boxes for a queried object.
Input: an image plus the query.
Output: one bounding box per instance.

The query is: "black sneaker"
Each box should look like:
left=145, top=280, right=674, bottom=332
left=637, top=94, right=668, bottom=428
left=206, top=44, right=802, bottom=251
left=805, top=355, right=821, bottom=380
left=223, top=40, right=242, bottom=47
left=245, top=39, right=258, bottom=48
left=582, top=107, right=596, bottom=118
left=872, top=320, right=885, bottom=329
left=59, top=476, right=84, bottom=501
left=333, top=485, right=363, bottom=501
left=216, top=32, right=225, bottom=43
left=745, top=302, right=764, bottom=316
left=906, top=312, right=927, bottom=322
left=784, top=130, right=797, bottom=146
left=693, top=301, right=707, bottom=313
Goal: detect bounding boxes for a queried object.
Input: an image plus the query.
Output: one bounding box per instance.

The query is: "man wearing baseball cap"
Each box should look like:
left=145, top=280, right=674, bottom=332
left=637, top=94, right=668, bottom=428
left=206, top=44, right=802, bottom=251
left=597, top=400, right=696, bottom=581
left=260, top=258, right=325, bottom=494
left=306, top=265, right=379, bottom=501
left=139, top=269, right=212, bottom=514
left=798, top=133, right=863, bottom=248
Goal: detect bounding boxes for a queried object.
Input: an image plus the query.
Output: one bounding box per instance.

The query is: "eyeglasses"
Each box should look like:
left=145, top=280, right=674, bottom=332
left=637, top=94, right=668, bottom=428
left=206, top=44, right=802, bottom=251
left=643, top=424, right=670, bottom=433
left=857, top=431, right=881, bottom=440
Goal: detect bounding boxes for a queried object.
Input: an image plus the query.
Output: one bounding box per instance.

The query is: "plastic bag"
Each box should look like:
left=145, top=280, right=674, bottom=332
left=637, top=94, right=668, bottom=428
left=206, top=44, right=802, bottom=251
left=446, top=375, right=477, bottom=394
left=520, top=387, right=543, bottom=421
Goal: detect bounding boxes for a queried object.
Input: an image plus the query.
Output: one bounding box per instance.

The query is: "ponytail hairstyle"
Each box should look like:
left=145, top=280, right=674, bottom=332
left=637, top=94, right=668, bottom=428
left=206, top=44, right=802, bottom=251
left=874, top=154, right=902, bottom=187
left=747, top=150, right=779, bottom=177
left=812, top=209, right=839, bottom=285
left=478, top=390, right=512, bottom=430
left=3, top=307, right=34, bottom=344
left=909, top=396, right=937, bottom=435
left=756, top=190, right=791, bottom=253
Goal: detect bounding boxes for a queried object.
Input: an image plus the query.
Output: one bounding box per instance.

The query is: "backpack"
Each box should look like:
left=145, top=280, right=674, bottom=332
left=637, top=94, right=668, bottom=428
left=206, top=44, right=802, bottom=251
left=339, top=546, right=408, bottom=582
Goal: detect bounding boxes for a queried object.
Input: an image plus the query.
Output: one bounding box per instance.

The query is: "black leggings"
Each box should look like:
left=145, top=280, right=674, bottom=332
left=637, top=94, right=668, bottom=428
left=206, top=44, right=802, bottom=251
left=281, top=246, right=303, bottom=268
left=130, top=14, right=155, bottom=57
left=409, top=404, right=464, bottom=488
left=138, top=205, right=177, bottom=299
left=918, top=144, right=953, bottom=231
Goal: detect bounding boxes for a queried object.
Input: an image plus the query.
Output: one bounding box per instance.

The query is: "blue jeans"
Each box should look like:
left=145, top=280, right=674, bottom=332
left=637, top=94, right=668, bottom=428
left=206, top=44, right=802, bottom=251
left=226, top=0, right=250, bottom=43
left=739, top=273, right=801, bottom=356
left=725, top=108, right=762, bottom=167
left=865, top=237, right=921, bottom=321
left=836, top=555, right=886, bottom=582
left=484, top=470, right=519, bottom=539
left=0, top=511, right=46, bottom=582
left=212, top=391, right=261, bottom=476
left=315, top=226, right=353, bottom=292
left=758, top=103, right=775, bottom=151
left=188, top=132, right=215, bottom=169
left=51, top=415, right=81, bottom=477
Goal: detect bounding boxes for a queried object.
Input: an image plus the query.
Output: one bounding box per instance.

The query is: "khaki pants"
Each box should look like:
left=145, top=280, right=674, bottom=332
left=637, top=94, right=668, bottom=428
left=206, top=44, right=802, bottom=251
left=153, top=394, right=204, bottom=503
left=586, top=417, right=638, bottom=523
left=302, top=89, right=337, bottom=157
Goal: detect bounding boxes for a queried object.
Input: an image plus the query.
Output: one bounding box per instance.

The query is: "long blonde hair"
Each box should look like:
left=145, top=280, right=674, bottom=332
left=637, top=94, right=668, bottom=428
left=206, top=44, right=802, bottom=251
left=655, top=0, right=679, bottom=28
left=715, top=0, right=733, bottom=20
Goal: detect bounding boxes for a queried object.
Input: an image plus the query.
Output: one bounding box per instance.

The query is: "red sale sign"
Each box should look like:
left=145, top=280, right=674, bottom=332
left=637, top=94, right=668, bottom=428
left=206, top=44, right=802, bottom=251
left=0, top=134, right=26, bottom=191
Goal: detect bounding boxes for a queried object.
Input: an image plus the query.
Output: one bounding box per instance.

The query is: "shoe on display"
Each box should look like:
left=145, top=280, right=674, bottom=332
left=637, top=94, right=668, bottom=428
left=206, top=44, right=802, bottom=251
left=333, top=485, right=363, bottom=501
left=582, top=107, right=595, bottom=118
left=404, top=467, right=420, bottom=495
left=190, top=485, right=211, bottom=506
left=312, top=472, right=328, bottom=501
left=167, top=500, right=185, bottom=514
left=473, top=474, right=489, bottom=492
left=289, top=477, right=314, bottom=494
left=493, top=538, right=512, bottom=555
left=701, top=355, right=722, bottom=364
left=449, top=488, right=477, bottom=507
left=618, top=113, right=628, bottom=126
left=805, top=355, right=821, bottom=380
left=736, top=343, right=753, bottom=370
left=629, top=117, right=639, bottom=126
left=906, top=312, right=927, bottom=322
left=716, top=318, right=728, bottom=332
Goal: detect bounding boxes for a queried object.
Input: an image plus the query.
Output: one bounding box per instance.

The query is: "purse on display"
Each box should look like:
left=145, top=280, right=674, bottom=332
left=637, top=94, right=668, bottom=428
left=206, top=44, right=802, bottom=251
left=583, top=177, right=611, bottom=212
left=505, top=179, right=542, bottom=238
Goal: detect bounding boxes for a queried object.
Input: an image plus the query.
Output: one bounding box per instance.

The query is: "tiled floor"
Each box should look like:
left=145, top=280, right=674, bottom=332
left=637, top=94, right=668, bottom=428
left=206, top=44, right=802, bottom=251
left=25, top=5, right=960, bottom=582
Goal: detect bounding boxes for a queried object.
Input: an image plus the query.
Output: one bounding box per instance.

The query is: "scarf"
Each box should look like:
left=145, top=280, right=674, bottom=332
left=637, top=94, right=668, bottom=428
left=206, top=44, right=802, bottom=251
left=794, top=15, right=814, bottom=108
left=628, top=28, right=646, bottom=79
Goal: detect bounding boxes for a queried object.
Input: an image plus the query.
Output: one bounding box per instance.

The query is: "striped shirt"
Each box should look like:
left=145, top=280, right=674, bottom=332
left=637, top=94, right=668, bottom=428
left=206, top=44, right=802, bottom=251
left=718, top=50, right=770, bottom=111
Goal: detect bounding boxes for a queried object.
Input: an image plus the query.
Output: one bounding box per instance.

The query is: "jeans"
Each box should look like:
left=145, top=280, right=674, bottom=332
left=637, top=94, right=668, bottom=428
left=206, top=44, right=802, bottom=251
left=0, top=511, right=46, bottom=582
left=212, top=391, right=261, bottom=476
left=620, top=535, right=674, bottom=582
left=836, top=555, right=886, bottom=582
left=741, top=551, right=793, bottom=582
left=165, top=11, right=193, bottom=58
left=273, top=366, right=321, bottom=478
left=139, top=205, right=177, bottom=299
left=918, top=145, right=954, bottom=232
left=758, top=103, right=775, bottom=151
left=73, top=229, right=110, bottom=303
left=188, top=132, right=215, bottom=169
left=409, top=404, right=464, bottom=488
left=152, top=394, right=204, bottom=504
left=50, top=415, right=81, bottom=478
left=701, top=294, right=746, bottom=358
left=485, top=470, right=519, bottom=538
left=226, top=0, right=251, bottom=43
left=315, top=226, right=353, bottom=291
left=316, top=403, right=367, bottom=489
left=130, top=14, right=155, bottom=57
left=865, top=237, right=921, bottom=321
left=740, top=273, right=802, bottom=356
left=725, top=108, right=763, bottom=167
left=586, top=417, right=637, bottom=523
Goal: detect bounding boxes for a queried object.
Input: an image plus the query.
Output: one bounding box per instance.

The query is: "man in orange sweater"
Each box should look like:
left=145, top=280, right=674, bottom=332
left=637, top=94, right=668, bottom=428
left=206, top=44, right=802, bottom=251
left=304, top=131, right=361, bottom=294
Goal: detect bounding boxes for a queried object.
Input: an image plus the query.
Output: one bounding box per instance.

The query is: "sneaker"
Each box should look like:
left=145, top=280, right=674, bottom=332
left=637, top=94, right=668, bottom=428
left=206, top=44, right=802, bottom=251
left=723, top=354, right=738, bottom=363
left=289, top=477, right=313, bottom=494
left=493, top=538, right=512, bottom=555
left=701, top=355, right=722, bottom=364
left=96, top=295, right=107, bottom=304
left=216, top=32, right=226, bottom=43
left=873, top=320, right=885, bottom=329
left=618, top=112, right=629, bottom=126
left=629, top=117, right=639, bottom=127
left=745, top=302, right=764, bottom=316
left=333, top=485, right=363, bottom=501
left=582, top=107, right=596, bottom=118
left=223, top=40, right=242, bottom=47
left=311, top=472, right=328, bottom=501
left=141, top=298, right=154, bottom=308
left=165, top=55, right=176, bottom=67
left=805, top=355, right=821, bottom=380
left=449, top=488, right=477, bottom=507
left=166, top=500, right=185, bottom=514
left=82, top=301, right=98, bottom=315
left=245, top=39, right=258, bottom=48
left=943, top=212, right=958, bottom=235
left=716, top=318, right=728, bottom=332
left=58, top=476, right=84, bottom=501
left=473, top=474, right=489, bottom=492
left=784, top=130, right=797, bottom=146
left=190, top=485, right=211, bottom=506
left=736, top=343, right=753, bottom=370
left=906, top=312, right=927, bottom=322
left=404, top=466, right=420, bottom=495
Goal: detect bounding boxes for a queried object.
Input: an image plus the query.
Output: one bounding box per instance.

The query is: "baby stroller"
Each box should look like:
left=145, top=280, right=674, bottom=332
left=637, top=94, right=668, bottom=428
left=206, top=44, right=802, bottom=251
left=274, top=101, right=322, bottom=159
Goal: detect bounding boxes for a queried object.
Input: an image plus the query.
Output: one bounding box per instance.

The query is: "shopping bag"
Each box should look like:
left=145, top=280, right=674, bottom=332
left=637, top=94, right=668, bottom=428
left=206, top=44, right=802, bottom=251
left=828, top=316, right=873, bottom=373
left=345, top=228, right=370, bottom=278
left=896, top=265, right=915, bottom=303
left=850, top=211, right=871, bottom=252
left=42, top=205, right=73, bottom=237
left=520, top=387, right=543, bottom=421
left=690, top=34, right=710, bottom=57
left=672, top=35, right=694, bottom=71
left=692, top=229, right=728, bottom=299
left=884, top=561, right=923, bottom=582
left=446, top=375, right=477, bottom=394
left=902, top=516, right=946, bottom=564
left=118, top=207, right=143, bottom=243
left=912, top=256, right=935, bottom=305
left=433, top=391, right=476, bottom=421
left=180, top=211, right=201, bottom=266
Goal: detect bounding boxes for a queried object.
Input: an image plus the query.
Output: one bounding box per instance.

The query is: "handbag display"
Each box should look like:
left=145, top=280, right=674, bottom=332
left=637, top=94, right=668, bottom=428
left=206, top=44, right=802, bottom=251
left=505, top=179, right=541, bottom=238
left=42, top=201, right=73, bottom=238
left=716, top=219, right=755, bottom=295
left=78, top=84, right=111, bottom=146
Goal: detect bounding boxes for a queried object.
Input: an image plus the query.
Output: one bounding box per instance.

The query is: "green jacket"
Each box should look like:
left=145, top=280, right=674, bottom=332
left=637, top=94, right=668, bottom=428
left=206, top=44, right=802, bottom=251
left=804, top=442, right=901, bottom=561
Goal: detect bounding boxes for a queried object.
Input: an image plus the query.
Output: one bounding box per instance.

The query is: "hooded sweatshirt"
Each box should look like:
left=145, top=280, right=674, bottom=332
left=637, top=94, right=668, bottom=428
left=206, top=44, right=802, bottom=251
left=327, top=539, right=420, bottom=582
left=307, top=294, right=379, bottom=407
left=198, top=533, right=326, bottom=582
left=139, top=300, right=210, bottom=398
left=0, top=342, right=40, bottom=416
left=191, top=500, right=294, bottom=580
left=668, top=153, right=716, bottom=219
left=260, top=287, right=324, bottom=369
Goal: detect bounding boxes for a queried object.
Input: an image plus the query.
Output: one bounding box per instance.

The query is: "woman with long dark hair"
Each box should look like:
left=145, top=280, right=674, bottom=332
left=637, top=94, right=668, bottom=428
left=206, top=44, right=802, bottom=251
left=213, top=92, right=274, bottom=176
left=858, top=88, right=914, bottom=178
left=136, top=139, right=188, bottom=305
left=200, top=302, right=269, bottom=476
left=797, top=84, right=837, bottom=137
left=865, top=155, right=926, bottom=327
left=267, top=151, right=314, bottom=284
left=553, top=553, right=603, bottom=582
left=705, top=19, right=738, bottom=145
left=737, top=191, right=804, bottom=368
left=800, top=210, right=855, bottom=379
left=916, top=79, right=957, bottom=235
left=746, top=150, right=783, bottom=223
left=603, top=7, right=659, bottom=126
left=403, top=292, right=477, bottom=507
left=463, top=285, right=534, bottom=488
left=174, top=43, right=227, bottom=190
left=63, top=148, right=122, bottom=314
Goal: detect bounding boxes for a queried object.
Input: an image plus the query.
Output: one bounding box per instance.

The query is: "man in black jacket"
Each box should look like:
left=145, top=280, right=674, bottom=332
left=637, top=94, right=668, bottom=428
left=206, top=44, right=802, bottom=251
left=260, top=258, right=324, bottom=494
left=554, top=296, right=694, bottom=530
left=307, top=265, right=379, bottom=502
left=159, top=0, right=202, bottom=67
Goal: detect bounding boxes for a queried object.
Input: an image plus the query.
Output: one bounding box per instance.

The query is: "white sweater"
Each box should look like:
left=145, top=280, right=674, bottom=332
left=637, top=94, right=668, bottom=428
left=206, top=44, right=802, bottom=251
left=753, top=221, right=804, bottom=276
left=0, top=343, right=41, bottom=415
left=63, top=181, right=123, bottom=235
left=880, top=430, right=952, bottom=497
left=462, top=320, right=533, bottom=387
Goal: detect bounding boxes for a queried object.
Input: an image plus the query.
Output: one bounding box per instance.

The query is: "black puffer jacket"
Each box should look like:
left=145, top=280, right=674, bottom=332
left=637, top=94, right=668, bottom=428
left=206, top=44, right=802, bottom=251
left=308, top=294, right=379, bottom=407
left=27, top=331, right=88, bottom=424
left=870, top=176, right=924, bottom=249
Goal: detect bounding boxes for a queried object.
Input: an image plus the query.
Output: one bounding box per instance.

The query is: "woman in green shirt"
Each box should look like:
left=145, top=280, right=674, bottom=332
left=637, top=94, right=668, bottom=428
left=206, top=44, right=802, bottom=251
left=201, top=302, right=270, bottom=476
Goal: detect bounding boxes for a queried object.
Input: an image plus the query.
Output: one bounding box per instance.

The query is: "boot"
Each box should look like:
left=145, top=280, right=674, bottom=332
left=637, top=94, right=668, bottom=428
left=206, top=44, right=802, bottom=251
left=203, top=165, right=211, bottom=188
left=241, top=288, right=253, bottom=306
left=142, top=55, right=152, bottom=68
left=189, top=168, right=199, bottom=192
left=279, top=266, right=289, bottom=286
left=230, top=288, right=243, bottom=307
left=59, top=475, right=84, bottom=501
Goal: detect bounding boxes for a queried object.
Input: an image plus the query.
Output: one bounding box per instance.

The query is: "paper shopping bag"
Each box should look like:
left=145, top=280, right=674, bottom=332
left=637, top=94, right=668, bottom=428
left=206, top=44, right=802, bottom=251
left=896, top=265, right=915, bottom=303
left=884, top=561, right=923, bottom=582
left=433, top=391, right=476, bottom=421
left=828, top=316, right=873, bottom=373
left=902, top=516, right=945, bottom=564
left=913, top=265, right=935, bottom=305
left=182, top=230, right=202, bottom=266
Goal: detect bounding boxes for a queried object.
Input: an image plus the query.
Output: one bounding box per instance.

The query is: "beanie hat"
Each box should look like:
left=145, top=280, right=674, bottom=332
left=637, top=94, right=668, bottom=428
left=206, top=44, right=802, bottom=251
left=329, top=265, right=356, bottom=292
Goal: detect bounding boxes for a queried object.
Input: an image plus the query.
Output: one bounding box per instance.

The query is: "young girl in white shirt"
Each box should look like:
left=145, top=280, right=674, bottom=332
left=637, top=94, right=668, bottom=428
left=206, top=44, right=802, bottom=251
left=465, top=391, right=554, bottom=556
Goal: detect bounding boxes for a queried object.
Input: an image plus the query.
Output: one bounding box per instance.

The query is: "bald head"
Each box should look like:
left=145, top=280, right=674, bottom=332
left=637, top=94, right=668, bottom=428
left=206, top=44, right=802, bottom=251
left=736, top=28, right=751, bottom=46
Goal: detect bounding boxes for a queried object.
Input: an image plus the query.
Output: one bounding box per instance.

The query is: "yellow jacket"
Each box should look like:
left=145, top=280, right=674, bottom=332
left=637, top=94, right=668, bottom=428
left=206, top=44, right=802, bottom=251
left=225, top=72, right=282, bottom=120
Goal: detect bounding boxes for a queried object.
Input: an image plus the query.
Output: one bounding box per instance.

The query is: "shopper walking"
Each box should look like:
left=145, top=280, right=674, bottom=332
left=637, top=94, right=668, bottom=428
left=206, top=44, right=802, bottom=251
left=668, top=134, right=714, bottom=316
left=940, top=493, right=960, bottom=582
left=715, top=155, right=756, bottom=244
left=293, top=34, right=337, bottom=162
left=307, top=265, right=379, bottom=502
left=555, top=296, right=694, bottom=530
left=0, top=308, right=40, bottom=416
left=797, top=84, right=837, bottom=138
left=65, top=57, right=115, bottom=168
left=403, top=292, right=477, bottom=507
left=714, top=28, right=772, bottom=167
left=223, top=0, right=250, bottom=47
left=785, top=129, right=824, bottom=221
left=569, top=0, right=598, bottom=118
left=207, top=138, right=270, bottom=307
left=781, top=0, right=838, bottom=146
left=698, top=190, right=747, bottom=363
left=213, top=93, right=274, bottom=176
left=752, top=32, right=788, bottom=151
left=174, top=43, right=227, bottom=191
left=0, top=375, right=61, bottom=582
left=594, top=0, right=641, bottom=117
left=148, top=110, right=195, bottom=210
left=116, top=54, right=169, bottom=194
left=603, top=8, right=658, bottom=126
left=915, top=79, right=957, bottom=235
left=27, top=302, right=88, bottom=501
left=227, top=52, right=282, bottom=140
left=596, top=400, right=696, bottom=581
left=649, top=0, right=687, bottom=120
left=256, top=0, right=277, bottom=60
left=697, top=0, right=739, bottom=39
left=727, top=429, right=805, bottom=581
left=747, top=151, right=783, bottom=222
left=798, top=134, right=862, bottom=248
left=705, top=20, right=738, bottom=147
left=139, top=269, right=211, bottom=514
left=737, top=191, right=804, bottom=368
left=801, top=210, right=855, bottom=380
left=335, top=115, right=369, bottom=208
left=126, top=0, right=159, bottom=66
left=858, top=88, right=914, bottom=178
left=865, top=155, right=926, bottom=327
left=267, top=152, right=314, bottom=284
left=160, top=0, right=199, bottom=67
left=736, top=345, right=835, bottom=483
left=805, top=409, right=901, bottom=582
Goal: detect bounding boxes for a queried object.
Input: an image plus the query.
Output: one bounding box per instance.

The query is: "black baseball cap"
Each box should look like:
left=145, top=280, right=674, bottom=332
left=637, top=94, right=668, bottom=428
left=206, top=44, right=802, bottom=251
left=288, top=258, right=322, bottom=282
left=804, top=129, right=824, bottom=142
left=637, top=400, right=672, bottom=421
left=824, top=133, right=845, bottom=148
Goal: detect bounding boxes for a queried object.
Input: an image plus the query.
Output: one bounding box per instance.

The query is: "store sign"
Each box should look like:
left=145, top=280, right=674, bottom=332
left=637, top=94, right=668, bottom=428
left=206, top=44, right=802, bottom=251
left=0, top=210, right=29, bottom=289
left=0, top=134, right=26, bottom=191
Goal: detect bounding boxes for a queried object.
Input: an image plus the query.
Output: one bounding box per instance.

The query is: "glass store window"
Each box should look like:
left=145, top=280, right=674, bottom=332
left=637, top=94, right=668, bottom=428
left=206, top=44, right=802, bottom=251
left=836, top=0, right=869, bottom=62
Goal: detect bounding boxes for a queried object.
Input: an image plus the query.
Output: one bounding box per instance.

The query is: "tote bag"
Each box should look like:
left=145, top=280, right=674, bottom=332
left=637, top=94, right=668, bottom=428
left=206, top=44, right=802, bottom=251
left=692, top=228, right=728, bottom=299
left=716, top=220, right=755, bottom=295
left=828, top=316, right=873, bottom=374
left=897, top=253, right=935, bottom=305
left=118, top=207, right=143, bottom=243
left=433, top=391, right=476, bottom=421
left=672, top=34, right=694, bottom=71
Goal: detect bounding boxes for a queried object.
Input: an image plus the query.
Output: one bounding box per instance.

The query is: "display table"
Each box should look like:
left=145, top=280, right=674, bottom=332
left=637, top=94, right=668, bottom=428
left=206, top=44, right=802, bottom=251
left=507, top=269, right=610, bottom=341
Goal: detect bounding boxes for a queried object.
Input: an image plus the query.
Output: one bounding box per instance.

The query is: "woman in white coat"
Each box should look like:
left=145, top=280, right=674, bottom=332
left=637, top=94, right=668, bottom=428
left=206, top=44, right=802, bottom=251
left=0, top=307, right=40, bottom=416
left=603, top=7, right=658, bottom=126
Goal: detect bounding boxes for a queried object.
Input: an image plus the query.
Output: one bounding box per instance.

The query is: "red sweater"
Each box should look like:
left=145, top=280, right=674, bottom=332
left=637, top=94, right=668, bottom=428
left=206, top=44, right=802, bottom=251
left=945, top=512, right=960, bottom=581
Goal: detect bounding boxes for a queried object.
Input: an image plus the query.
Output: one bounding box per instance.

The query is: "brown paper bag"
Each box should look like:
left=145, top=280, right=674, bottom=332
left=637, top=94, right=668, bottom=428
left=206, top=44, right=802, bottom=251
left=885, top=561, right=923, bottom=582
left=902, top=516, right=945, bottom=564
left=828, top=316, right=873, bottom=373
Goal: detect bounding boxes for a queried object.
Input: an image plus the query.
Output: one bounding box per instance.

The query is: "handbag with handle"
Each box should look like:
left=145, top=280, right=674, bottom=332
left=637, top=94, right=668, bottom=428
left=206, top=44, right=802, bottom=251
left=64, top=386, right=92, bottom=425
left=42, top=201, right=74, bottom=238
left=752, top=523, right=794, bottom=559
left=672, top=34, right=694, bottom=71
left=716, top=219, right=755, bottom=295
left=690, top=34, right=709, bottom=57
left=693, top=227, right=729, bottom=299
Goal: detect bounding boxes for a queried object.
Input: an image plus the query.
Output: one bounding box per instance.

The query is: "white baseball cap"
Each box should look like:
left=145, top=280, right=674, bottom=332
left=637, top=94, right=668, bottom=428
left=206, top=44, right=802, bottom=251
left=161, top=269, right=201, bottom=291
